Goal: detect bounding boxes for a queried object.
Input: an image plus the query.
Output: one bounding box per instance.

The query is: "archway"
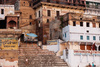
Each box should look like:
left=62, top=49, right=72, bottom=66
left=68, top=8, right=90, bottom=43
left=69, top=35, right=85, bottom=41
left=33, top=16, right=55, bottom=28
left=0, top=20, right=6, bottom=29
left=99, top=46, right=100, bottom=51
left=8, top=20, right=16, bottom=29
left=95, top=45, right=97, bottom=51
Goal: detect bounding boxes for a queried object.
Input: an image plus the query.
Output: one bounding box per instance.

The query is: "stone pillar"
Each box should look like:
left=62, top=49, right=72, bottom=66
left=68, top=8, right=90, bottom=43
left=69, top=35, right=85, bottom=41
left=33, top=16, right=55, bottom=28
left=93, top=55, right=95, bottom=62
left=68, top=42, right=71, bottom=49
left=79, top=42, right=80, bottom=50
left=80, top=54, right=82, bottom=62
left=87, top=54, right=89, bottom=62
left=63, top=49, right=67, bottom=61
left=16, top=21, right=18, bottom=29
left=96, top=45, right=99, bottom=51
left=7, top=17, right=9, bottom=29
left=72, top=42, right=74, bottom=49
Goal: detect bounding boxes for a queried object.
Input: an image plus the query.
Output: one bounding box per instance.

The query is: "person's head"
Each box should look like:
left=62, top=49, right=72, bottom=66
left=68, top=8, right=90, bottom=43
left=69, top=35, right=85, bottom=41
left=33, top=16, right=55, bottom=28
left=89, top=63, right=91, bottom=65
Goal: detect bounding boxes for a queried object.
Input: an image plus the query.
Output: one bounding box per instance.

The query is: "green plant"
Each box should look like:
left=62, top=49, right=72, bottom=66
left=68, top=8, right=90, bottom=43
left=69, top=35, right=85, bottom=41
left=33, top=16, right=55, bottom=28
left=60, top=16, right=64, bottom=29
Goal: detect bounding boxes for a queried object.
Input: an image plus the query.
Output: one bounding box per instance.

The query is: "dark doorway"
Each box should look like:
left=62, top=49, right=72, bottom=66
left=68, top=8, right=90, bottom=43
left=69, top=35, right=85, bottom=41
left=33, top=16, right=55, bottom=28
left=8, top=21, right=16, bottom=29
left=80, top=44, right=85, bottom=50
left=94, top=45, right=97, bottom=51
left=87, top=45, right=92, bottom=50
left=99, top=46, right=100, bottom=51
left=0, top=20, right=6, bottom=29
left=21, top=34, right=24, bottom=42
left=56, top=11, right=60, bottom=16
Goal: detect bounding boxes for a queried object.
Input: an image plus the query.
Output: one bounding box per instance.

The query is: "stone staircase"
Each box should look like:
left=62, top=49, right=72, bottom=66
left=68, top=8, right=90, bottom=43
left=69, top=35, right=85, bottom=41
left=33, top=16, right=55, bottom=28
left=18, top=43, right=69, bottom=67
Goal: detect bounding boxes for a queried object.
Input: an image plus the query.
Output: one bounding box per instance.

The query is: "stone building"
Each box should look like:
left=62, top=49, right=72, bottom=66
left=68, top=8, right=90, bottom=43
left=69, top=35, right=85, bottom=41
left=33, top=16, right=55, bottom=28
left=0, top=0, right=17, bottom=5
left=15, top=0, right=36, bottom=34
left=62, top=13, right=100, bottom=67
left=50, top=12, right=100, bottom=41
left=50, top=12, right=100, bottom=67
left=32, top=0, right=86, bottom=44
left=0, top=4, right=21, bottom=67
left=84, top=0, right=100, bottom=16
left=0, top=4, right=21, bottom=48
left=0, top=5, right=20, bottom=30
left=62, top=13, right=100, bottom=50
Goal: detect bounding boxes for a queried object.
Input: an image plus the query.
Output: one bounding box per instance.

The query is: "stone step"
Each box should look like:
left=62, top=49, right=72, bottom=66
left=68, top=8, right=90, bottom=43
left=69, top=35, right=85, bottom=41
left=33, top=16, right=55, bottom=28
left=18, top=43, right=69, bottom=67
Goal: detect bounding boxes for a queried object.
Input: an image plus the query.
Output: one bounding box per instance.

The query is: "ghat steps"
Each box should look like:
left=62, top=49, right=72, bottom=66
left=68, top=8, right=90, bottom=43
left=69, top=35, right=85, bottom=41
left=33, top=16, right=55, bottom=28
left=18, top=43, right=68, bottom=67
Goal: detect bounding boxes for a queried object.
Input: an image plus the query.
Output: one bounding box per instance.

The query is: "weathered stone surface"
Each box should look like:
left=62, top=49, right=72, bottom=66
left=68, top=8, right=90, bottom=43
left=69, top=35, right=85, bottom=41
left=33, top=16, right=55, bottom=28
left=18, top=43, right=68, bottom=67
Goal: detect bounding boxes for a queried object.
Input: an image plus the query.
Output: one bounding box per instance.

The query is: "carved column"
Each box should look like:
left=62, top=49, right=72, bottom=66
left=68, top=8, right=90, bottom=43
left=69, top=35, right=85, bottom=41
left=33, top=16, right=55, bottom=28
left=79, top=42, right=81, bottom=50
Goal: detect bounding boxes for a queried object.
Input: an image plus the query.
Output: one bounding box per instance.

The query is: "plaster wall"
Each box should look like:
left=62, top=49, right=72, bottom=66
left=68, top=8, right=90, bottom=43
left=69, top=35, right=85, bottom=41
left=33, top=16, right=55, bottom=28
left=0, top=5, right=14, bottom=20
left=64, top=49, right=100, bottom=67
left=63, top=25, right=100, bottom=43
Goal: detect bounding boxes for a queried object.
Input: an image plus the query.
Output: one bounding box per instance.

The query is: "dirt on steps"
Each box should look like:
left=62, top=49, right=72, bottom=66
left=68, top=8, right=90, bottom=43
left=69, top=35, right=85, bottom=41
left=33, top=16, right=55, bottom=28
left=18, top=43, right=69, bottom=67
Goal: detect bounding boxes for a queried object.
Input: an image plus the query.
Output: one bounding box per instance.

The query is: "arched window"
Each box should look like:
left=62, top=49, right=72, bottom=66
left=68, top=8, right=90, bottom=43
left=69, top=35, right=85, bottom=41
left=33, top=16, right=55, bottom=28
left=8, top=21, right=16, bottom=29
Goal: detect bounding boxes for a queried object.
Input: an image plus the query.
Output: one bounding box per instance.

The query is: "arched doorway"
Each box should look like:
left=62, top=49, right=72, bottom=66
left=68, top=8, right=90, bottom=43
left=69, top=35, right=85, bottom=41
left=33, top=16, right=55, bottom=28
left=95, top=45, right=97, bottom=51
left=0, top=20, right=6, bottom=29
left=99, top=46, right=100, bottom=51
left=8, top=20, right=16, bottom=29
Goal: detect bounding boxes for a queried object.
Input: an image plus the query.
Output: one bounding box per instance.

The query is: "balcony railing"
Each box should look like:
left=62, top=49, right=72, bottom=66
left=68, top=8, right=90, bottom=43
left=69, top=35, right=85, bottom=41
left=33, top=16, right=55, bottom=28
left=86, top=5, right=100, bottom=9
left=33, top=0, right=85, bottom=7
left=74, top=50, right=100, bottom=55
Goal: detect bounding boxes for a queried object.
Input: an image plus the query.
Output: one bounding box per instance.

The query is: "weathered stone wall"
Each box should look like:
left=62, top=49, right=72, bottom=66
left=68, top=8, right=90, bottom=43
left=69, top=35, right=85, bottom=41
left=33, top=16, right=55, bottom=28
left=0, top=5, right=14, bottom=20
left=7, top=16, right=18, bottom=29
left=19, top=0, right=35, bottom=27
left=35, top=3, right=85, bottom=44
left=0, top=50, right=18, bottom=67
left=0, top=0, right=17, bottom=5
left=15, top=0, right=36, bottom=33
left=50, top=13, right=100, bottom=40
left=42, top=5, right=84, bottom=23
